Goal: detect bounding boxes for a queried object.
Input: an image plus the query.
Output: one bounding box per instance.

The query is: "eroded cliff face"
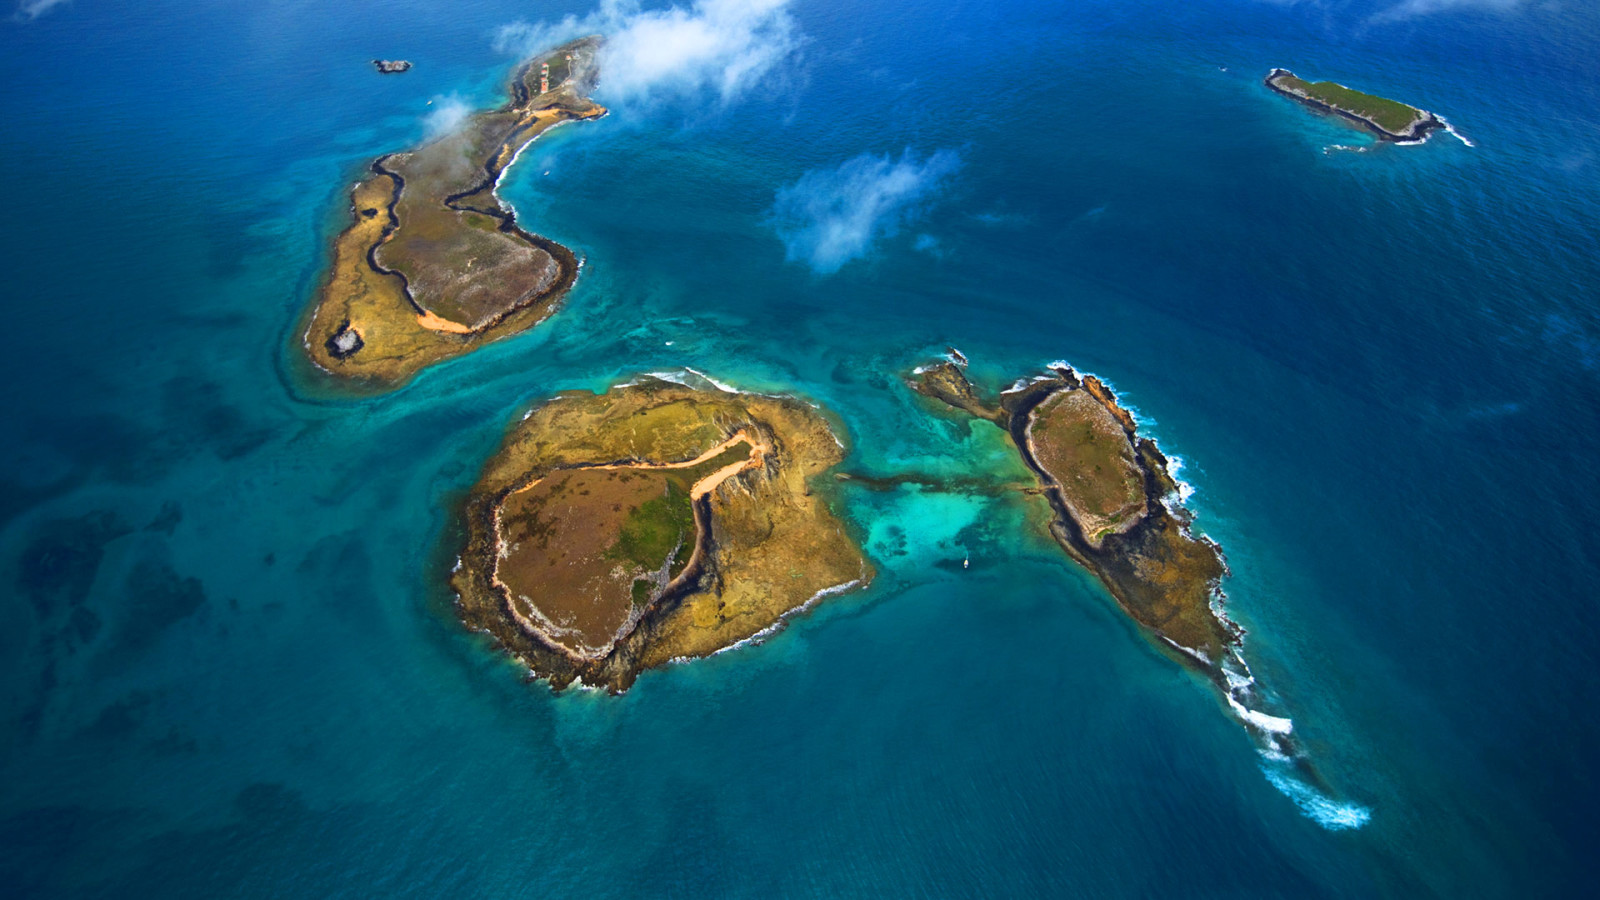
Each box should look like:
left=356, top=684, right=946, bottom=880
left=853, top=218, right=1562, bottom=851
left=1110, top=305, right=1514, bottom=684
left=910, top=359, right=1238, bottom=673
left=453, top=375, right=871, bottom=691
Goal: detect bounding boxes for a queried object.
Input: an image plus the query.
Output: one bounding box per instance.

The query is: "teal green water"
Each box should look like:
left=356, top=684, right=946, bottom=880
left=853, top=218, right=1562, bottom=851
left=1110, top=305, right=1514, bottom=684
left=3, top=0, right=1598, bottom=895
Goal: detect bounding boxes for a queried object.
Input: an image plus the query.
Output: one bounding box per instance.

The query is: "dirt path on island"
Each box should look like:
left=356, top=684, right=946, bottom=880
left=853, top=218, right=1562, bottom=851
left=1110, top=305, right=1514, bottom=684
left=487, top=429, right=773, bottom=661
left=493, top=430, right=771, bottom=559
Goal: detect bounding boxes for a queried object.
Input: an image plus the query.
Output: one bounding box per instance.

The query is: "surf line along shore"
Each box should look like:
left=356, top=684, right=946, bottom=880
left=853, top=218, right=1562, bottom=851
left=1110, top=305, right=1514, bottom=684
left=297, top=36, right=607, bottom=390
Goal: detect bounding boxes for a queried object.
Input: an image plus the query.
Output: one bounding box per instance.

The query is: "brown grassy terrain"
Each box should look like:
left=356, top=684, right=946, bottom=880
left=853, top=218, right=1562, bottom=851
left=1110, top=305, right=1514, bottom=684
left=1026, top=389, right=1146, bottom=547
left=296, top=37, right=607, bottom=390
left=454, top=377, right=871, bottom=690
left=492, top=438, right=756, bottom=660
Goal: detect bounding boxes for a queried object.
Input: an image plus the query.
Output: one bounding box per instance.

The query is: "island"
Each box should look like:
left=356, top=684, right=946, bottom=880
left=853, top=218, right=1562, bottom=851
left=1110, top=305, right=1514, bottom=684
left=298, top=37, right=607, bottom=389
left=372, top=59, right=412, bottom=74
left=1266, top=68, right=1443, bottom=143
left=452, top=374, right=872, bottom=691
left=909, top=358, right=1242, bottom=675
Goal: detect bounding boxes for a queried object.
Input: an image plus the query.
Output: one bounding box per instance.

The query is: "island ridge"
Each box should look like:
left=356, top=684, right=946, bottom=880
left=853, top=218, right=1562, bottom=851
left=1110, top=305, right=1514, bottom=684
left=299, top=37, right=606, bottom=389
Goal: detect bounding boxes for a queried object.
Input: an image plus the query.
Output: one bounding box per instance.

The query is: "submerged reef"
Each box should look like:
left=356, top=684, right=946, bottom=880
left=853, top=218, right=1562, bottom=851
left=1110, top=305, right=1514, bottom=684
left=1266, top=68, right=1444, bottom=143
left=299, top=37, right=606, bottom=389
left=453, top=374, right=871, bottom=691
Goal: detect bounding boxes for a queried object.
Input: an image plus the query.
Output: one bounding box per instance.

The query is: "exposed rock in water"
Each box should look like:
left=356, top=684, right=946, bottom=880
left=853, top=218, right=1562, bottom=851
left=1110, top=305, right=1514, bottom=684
left=372, top=59, right=412, bottom=74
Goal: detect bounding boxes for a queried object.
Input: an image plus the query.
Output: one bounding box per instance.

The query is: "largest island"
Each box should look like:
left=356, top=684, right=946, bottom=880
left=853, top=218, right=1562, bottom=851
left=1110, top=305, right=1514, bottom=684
left=298, top=37, right=606, bottom=388
left=453, top=375, right=871, bottom=691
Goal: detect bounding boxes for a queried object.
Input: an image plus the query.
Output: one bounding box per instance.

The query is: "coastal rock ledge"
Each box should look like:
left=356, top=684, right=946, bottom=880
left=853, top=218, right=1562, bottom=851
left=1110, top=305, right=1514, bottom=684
left=1266, top=68, right=1444, bottom=143
left=453, top=374, right=871, bottom=692
left=909, top=358, right=1241, bottom=675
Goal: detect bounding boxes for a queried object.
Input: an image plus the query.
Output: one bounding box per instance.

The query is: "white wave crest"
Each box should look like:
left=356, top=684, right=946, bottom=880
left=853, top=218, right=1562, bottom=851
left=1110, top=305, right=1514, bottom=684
left=1228, top=696, right=1294, bottom=735
left=681, top=366, right=741, bottom=393
left=1261, top=766, right=1372, bottom=830
left=1165, top=455, right=1196, bottom=503
left=1437, top=115, right=1476, bottom=147
left=707, top=578, right=866, bottom=657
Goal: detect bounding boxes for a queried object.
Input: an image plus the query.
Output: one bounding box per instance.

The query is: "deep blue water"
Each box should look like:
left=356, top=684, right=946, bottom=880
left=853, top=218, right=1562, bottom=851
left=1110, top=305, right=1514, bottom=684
left=3, top=0, right=1598, bottom=895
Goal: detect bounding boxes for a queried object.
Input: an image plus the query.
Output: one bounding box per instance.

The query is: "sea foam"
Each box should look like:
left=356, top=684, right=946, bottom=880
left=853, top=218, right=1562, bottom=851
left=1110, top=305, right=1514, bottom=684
left=1437, top=115, right=1476, bottom=147
left=1261, top=766, right=1372, bottom=830
left=1164, top=455, right=1196, bottom=502
left=1228, top=696, right=1295, bottom=735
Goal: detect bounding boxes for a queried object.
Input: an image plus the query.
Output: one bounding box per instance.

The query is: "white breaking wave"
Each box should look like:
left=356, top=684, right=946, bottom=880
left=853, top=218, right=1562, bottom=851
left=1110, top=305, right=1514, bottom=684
left=681, top=366, right=742, bottom=393
left=705, top=578, right=867, bottom=657
left=1165, top=455, right=1196, bottom=502
left=1228, top=696, right=1295, bottom=735
left=1437, top=116, right=1476, bottom=147
left=1261, top=766, right=1372, bottom=830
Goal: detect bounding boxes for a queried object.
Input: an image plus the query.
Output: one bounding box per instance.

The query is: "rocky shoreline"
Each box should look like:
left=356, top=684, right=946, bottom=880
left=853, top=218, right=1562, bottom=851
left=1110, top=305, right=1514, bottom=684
left=908, top=356, right=1328, bottom=771
left=911, top=358, right=1241, bottom=677
left=1266, top=68, right=1444, bottom=143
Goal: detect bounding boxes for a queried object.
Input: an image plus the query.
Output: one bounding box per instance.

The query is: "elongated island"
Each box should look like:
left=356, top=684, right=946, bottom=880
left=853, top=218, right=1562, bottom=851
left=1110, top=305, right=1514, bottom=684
left=1266, top=68, right=1443, bottom=143
left=298, top=37, right=606, bottom=388
left=453, top=374, right=871, bottom=691
left=910, top=358, right=1243, bottom=676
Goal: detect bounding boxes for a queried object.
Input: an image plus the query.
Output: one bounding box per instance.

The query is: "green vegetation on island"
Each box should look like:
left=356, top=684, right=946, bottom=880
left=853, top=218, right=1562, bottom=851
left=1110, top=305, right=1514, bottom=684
left=1266, top=68, right=1444, bottom=143
left=453, top=375, right=871, bottom=691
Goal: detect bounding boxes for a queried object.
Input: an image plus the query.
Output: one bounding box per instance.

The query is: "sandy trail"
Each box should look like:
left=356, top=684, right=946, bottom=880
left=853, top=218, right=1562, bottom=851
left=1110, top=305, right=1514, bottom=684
left=487, top=429, right=771, bottom=660
left=495, top=430, right=770, bottom=553
left=509, top=431, right=769, bottom=497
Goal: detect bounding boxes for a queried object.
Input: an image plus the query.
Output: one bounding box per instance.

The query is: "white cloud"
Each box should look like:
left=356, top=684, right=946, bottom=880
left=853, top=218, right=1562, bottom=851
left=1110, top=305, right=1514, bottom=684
left=15, top=0, right=70, bottom=21
left=769, top=149, right=962, bottom=275
left=495, top=0, right=802, bottom=108
left=1372, top=0, right=1526, bottom=22
left=423, top=95, right=472, bottom=139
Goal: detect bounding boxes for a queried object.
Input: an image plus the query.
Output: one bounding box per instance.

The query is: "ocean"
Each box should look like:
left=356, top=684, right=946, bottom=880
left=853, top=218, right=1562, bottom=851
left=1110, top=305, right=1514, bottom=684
left=3, top=0, right=1598, bottom=895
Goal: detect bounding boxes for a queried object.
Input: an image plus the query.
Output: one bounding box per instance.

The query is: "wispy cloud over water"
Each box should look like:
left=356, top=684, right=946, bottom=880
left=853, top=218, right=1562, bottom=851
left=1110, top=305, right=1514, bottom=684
left=422, top=95, right=472, bottom=139
left=1372, top=0, right=1525, bottom=22
left=495, top=0, right=802, bottom=108
left=770, top=149, right=962, bottom=275
left=14, top=0, right=70, bottom=21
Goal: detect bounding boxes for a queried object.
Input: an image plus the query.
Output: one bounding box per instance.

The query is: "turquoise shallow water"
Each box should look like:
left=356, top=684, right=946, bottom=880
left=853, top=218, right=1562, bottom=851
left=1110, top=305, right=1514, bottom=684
left=3, top=0, right=1599, bottom=895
